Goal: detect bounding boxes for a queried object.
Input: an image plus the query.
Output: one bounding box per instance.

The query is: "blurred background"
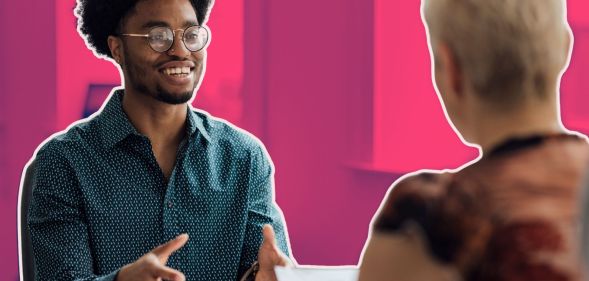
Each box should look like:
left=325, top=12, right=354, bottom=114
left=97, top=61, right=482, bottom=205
left=0, top=0, right=588, bottom=280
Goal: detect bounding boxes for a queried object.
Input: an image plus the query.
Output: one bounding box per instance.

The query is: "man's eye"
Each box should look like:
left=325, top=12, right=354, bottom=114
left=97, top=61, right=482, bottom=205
left=186, top=33, right=198, bottom=41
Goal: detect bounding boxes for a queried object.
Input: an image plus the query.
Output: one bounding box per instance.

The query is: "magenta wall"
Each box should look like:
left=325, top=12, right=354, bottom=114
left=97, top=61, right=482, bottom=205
left=0, top=0, right=588, bottom=280
left=0, top=1, right=57, bottom=280
left=248, top=0, right=391, bottom=264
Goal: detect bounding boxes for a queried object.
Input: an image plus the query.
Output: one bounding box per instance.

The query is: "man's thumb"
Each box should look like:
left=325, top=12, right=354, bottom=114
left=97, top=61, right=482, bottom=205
left=152, top=233, right=189, bottom=261
left=262, top=224, right=276, bottom=246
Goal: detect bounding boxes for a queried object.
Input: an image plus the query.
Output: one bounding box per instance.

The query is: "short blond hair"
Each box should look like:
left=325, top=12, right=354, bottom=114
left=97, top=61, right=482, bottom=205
left=423, top=0, right=569, bottom=102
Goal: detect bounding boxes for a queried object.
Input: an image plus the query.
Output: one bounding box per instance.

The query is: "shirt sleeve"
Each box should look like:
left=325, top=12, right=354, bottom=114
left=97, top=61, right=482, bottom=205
left=237, top=144, right=292, bottom=278
left=27, top=142, right=120, bottom=281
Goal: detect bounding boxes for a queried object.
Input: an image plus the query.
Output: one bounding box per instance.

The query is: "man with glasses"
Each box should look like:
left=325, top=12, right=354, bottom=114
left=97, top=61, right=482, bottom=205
left=27, top=0, right=291, bottom=280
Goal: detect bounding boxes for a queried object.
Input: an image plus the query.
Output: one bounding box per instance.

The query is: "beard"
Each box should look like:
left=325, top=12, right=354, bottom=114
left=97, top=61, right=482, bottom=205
left=154, top=84, right=194, bottom=104
left=123, top=48, right=196, bottom=105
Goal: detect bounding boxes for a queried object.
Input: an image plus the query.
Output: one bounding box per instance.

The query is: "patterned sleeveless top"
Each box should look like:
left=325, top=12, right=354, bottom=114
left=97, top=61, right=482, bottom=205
left=375, top=134, right=589, bottom=281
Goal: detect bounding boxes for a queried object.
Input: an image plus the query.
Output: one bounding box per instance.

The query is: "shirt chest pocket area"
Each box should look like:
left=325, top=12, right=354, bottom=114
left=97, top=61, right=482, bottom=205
left=178, top=174, right=248, bottom=215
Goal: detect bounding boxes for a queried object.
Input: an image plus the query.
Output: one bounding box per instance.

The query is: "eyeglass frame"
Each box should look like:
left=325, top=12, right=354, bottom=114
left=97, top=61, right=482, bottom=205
left=120, top=25, right=210, bottom=53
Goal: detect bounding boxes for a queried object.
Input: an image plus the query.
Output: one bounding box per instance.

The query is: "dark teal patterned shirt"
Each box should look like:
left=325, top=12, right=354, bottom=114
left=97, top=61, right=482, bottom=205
left=28, top=89, right=290, bottom=281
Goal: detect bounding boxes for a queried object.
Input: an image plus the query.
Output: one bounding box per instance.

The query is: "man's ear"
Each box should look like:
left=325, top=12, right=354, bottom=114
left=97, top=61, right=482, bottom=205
left=436, top=42, right=463, bottom=96
left=107, top=35, right=123, bottom=65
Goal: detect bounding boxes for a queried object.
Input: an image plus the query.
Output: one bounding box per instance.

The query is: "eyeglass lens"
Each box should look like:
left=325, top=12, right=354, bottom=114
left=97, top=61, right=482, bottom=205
left=148, top=26, right=208, bottom=52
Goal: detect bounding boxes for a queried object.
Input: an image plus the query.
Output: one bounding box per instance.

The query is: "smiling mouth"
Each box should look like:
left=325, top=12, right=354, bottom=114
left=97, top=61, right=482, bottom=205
left=160, top=67, right=194, bottom=77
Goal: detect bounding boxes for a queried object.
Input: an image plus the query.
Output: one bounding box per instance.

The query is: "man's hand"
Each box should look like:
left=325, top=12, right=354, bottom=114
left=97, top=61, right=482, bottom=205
left=116, top=234, right=189, bottom=281
left=255, top=225, right=291, bottom=281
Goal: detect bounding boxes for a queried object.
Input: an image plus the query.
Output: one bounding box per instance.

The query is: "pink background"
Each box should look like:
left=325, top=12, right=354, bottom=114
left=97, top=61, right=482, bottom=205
left=1, top=0, right=588, bottom=280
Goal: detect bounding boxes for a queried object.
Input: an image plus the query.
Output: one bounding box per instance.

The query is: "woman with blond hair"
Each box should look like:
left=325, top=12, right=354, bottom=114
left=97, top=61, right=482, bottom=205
left=359, top=0, right=588, bottom=280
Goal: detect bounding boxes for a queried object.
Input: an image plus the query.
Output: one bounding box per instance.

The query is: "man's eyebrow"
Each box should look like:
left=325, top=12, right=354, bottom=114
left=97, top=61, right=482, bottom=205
left=142, top=21, right=170, bottom=29
left=184, top=20, right=199, bottom=27
left=141, top=20, right=200, bottom=29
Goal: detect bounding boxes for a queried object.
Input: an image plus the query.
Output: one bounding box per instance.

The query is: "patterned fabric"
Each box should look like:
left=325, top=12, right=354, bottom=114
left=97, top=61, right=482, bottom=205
left=374, top=134, right=589, bottom=281
left=28, top=89, right=290, bottom=281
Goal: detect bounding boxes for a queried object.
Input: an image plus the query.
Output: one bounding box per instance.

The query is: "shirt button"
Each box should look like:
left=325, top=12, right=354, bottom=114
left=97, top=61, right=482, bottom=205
left=167, top=201, right=173, bottom=208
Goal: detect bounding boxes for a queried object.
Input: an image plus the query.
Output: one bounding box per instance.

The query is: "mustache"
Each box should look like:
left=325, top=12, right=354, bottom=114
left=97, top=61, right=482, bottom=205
left=155, top=58, right=198, bottom=69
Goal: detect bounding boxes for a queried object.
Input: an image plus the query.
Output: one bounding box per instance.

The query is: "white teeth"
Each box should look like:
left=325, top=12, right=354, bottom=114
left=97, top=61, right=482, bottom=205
left=163, top=67, right=191, bottom=75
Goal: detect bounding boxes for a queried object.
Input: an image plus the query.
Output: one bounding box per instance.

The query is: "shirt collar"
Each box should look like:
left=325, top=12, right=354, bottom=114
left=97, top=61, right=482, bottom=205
left=98, top=89, right=141, bottom=149
left=98, top=89, right=211, bottom=149
left=186, top=106, right=212, bottom=142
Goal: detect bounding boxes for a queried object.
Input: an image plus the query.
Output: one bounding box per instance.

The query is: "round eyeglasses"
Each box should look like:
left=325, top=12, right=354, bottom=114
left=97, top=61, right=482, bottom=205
left=121, top=26, right=210, bottom=53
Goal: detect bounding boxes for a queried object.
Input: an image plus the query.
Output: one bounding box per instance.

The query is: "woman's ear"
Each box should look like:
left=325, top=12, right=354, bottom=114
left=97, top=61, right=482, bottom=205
left=562, top=29, right=572, bottom=68
left=436, top=42, right=463, bottom=96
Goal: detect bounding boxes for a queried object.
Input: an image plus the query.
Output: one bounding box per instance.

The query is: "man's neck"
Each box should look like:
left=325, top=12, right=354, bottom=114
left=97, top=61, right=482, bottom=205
left=121, top=89, right=188, bottom=147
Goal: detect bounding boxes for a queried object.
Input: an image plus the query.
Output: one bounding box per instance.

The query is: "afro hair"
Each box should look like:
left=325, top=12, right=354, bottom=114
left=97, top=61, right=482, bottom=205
left=75, top=0, right=213, bottom=59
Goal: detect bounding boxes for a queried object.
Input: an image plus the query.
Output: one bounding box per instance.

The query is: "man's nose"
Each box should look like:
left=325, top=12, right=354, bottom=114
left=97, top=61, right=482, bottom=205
left=167, top=30, right=190, bottom=57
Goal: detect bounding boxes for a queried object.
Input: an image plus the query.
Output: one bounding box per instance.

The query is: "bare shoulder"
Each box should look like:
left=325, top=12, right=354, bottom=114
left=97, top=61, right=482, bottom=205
left=388, top=171, right=453, bottom=200
left=372, top=170, right=492, bottom=266
left=359, top=231, right=461, bottom=281
left=374, top=171, right=454, bottom=229
left=361, top=171, right=461, bottom=281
